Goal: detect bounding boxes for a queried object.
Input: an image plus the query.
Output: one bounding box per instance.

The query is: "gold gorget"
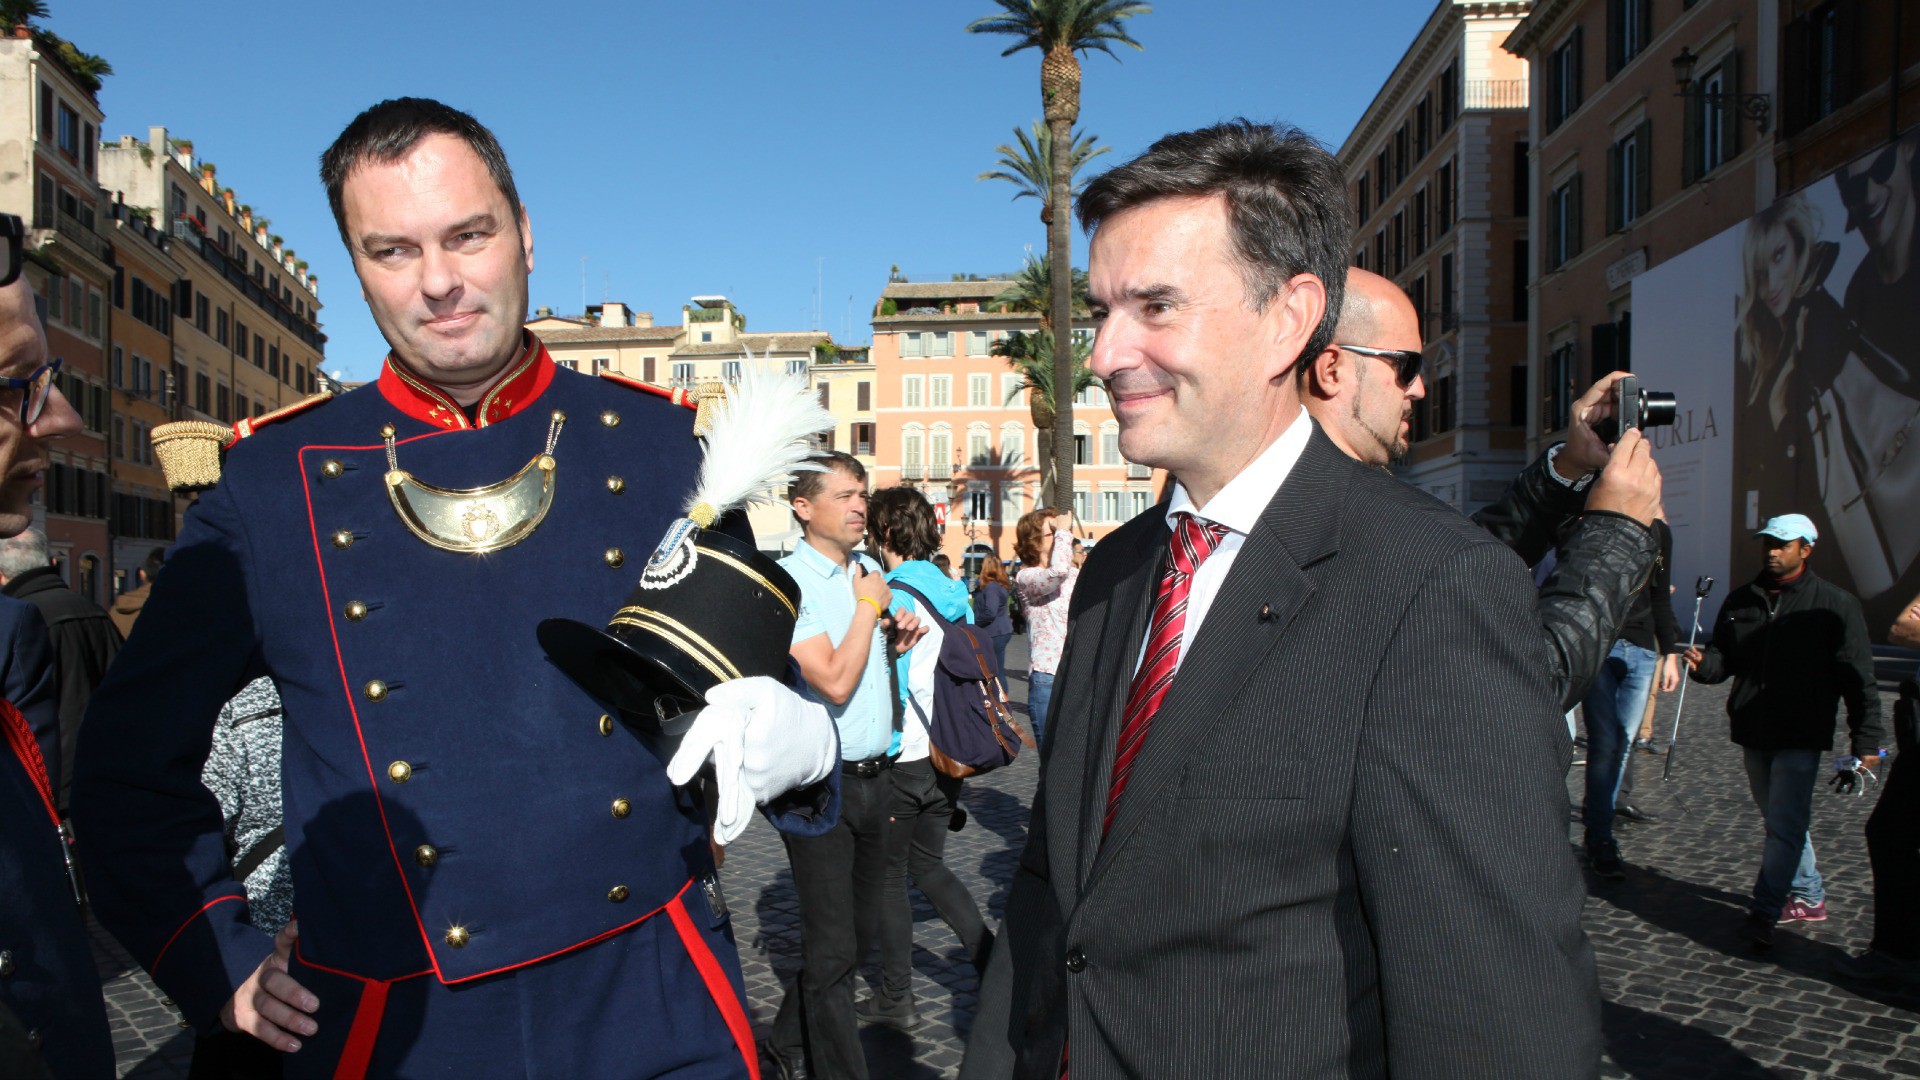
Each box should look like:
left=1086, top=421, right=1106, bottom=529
left=383, top=411, right=564, bottom=554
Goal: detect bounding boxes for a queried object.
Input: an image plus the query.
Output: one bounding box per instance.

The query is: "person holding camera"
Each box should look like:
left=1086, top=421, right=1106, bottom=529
left=1012, top=508, right=1077, bottom=746
left=1684, top=515, right=1886, bottom=949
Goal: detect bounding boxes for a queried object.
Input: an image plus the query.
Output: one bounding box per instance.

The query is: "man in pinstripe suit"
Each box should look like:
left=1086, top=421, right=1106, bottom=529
left=962, top=121, right=1601, bottom=1079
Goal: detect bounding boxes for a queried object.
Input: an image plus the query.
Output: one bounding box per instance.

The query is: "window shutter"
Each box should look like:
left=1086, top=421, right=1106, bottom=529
left=1833, top=0, right=1861, bottom=107
left=1720, top=49, right=1742, bottom=162
left=1635, top=0, right=1651, bottom=53
left=1682, top=92, right=1701, bottom=186
left=1590, top=322, right=1618, bottom=383
left=1606, top=0, right=1624, bottom=78
left=1568, top=173, right=1584, bottom=260
left=1607, top=140, right=1622, bottom=233
left=1782, top=15, right=1810, bottom=136
left=1634, top=119, right=1653, bottom=218
left=1571, top=26, right=1585, bottom=113
left=1548, top=49, right=1564, bottom=132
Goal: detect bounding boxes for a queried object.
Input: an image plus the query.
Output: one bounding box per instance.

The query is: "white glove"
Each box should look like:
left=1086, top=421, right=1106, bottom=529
left=665, top=676, right=838, bottom=846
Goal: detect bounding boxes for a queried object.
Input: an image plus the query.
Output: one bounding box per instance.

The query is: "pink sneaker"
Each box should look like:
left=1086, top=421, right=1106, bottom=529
left=1780, top=897, right=1828, bottom=923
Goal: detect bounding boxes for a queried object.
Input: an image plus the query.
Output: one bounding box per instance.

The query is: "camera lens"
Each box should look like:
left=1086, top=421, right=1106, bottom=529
left=1638, top=391, right=1677, bottom=429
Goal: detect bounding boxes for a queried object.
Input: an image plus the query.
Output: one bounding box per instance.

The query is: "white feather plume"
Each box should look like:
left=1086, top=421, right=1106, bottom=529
left=682, top=345, right=836, bottom=523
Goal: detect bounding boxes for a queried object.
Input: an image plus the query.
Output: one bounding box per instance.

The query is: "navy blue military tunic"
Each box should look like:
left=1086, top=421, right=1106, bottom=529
left=74, top=341, right=834, bottom=1078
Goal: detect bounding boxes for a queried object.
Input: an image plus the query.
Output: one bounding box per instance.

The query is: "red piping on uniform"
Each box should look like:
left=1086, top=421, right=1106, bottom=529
left=290, top=945, right=430, bottom=1080
left=0, top=699, right=57, bottom=827
left=150, top=894, right=246, bottom=976
left=668, top=891, right=761, bottom=1080
left=439, top=878, right=695, bottom=985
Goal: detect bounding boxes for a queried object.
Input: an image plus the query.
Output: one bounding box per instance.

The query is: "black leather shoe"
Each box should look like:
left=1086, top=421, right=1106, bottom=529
left=1739, top=910, right=1776, bottom=950
left=1614, top=803, right=1661, bottom=824
left=855, top=993, right=923, bottom=1031
left=1586, top=840, right=1626, bottom=880
left=761, top=1040, right=809, bottom=1080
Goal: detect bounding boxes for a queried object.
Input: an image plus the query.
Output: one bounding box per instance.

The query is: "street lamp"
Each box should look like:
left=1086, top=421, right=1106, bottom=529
left=1671, top=46, right=1772, bottom=134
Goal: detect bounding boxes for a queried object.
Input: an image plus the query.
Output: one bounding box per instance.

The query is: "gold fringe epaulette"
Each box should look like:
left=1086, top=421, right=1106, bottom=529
left=150, top=390, right=336, bottom=491
left=598, top=373, right=728, bottom=437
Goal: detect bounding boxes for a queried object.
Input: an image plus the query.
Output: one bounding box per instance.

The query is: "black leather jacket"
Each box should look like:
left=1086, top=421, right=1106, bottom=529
left=1471, top=448, right=1659, bottom=710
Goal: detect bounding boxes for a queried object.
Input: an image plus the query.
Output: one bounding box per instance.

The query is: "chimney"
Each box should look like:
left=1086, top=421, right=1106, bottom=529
left=536, top=305, right=553, bottom=318
left=599, top=302, right=629, bottom=328
left=633, top=311, right=653, bottom=328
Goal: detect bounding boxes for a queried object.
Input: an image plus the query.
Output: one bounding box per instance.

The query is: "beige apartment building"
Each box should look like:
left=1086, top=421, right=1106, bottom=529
left=1505, top=0, right=1772, bottom=454
left=1342, top=0, right=1534, bottom=512
left=104, top=205, right=181, bottom=588
left=871, top=278, right=1156, bottom=570
left=100, top=129, right=326, bottom=445
left=811, top=344, right=876, bottom=473
left=0, top=33, right=115, bottom=599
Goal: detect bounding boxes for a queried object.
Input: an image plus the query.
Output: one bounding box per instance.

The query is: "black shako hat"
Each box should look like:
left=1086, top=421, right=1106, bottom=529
left=537, top=526, right=800, bottom=719
left=536, top=356, right=833, bottom=731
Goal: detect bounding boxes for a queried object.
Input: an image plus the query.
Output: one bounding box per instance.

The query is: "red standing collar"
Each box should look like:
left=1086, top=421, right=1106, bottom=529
left=377, top=332, right=557, bottom=430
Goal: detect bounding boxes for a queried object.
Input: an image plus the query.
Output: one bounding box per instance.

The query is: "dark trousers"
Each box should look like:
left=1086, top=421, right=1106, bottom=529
left=878, top=759, right=988, bottom=1002
left=772, top=768, right=893, bottom=1080
left=1867, top=695, right=1918, bottom=959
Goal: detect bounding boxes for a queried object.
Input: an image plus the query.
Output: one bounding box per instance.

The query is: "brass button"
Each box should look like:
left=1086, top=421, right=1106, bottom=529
left=599, top=714, right=615, bottom=737
left=331, top=530, right=355, bottom=550
left=344, top=600, right=368, bottom=622
left=414, top=844, right=437, bottom=867
left=606, top=475, right=626, bottom=494
left=605, top=548, right=625, bottom=569
left=601, top=410, right=620, bottom=428
left=387, top=760, right=411, bottom=783
left=444, top=925, right=469, bottom=948
left=380, top=423, right=396, bottom=439
left=321, top=459, right=344, bottom=479
left=611, top=797, right=632, bottom=818
left=364, top=680, right=388, bottom=702
left=552, top=410, right=566, bottom=422
left=608, top=885, right=630, bottom=903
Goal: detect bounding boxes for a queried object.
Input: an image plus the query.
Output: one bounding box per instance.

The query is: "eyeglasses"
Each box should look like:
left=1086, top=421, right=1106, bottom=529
left=1336, top=343, right=1424, bottom=387
left=1838, top=146, right=1903, bottom=206
left=0, top=214, right=22, bottom=289
left=0, top=356, right=63, bottom=426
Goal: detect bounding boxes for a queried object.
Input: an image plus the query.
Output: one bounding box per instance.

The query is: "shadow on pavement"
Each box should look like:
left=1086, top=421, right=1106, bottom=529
left=1602, top=1000, right=1780, bottom=1079
left=961, top=783, right=1030, bottom=847
left=1589, top=865, right=1920, bottom=1014
left=860, top=1025, right=948, bottom=1080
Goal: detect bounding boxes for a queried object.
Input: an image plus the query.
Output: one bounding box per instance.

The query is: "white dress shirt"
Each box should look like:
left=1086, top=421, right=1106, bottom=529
left=1139, top=406, right=1314, bottom=676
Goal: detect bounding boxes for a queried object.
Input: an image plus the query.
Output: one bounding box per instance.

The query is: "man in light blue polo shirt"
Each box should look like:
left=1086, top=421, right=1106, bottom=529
left=767, top=451, right=923, bottom=1080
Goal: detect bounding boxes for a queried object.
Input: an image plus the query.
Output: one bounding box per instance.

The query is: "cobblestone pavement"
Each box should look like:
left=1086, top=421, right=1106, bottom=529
left=98, top=640, right=1917, bottom=1078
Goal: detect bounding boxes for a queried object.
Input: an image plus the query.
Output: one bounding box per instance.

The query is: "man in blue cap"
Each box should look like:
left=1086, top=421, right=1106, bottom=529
left=1685, top=513, right=1886, bottom=949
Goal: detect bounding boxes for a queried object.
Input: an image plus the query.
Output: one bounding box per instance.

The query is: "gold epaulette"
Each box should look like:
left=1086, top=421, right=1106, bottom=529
left=150, top=391, right=336, bottom=491
left=597, top=373, right=727, bottom=437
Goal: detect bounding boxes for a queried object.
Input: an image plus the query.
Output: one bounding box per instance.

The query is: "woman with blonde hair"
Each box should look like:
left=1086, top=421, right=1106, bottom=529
left=1013, top=507, right=1077, bottom=744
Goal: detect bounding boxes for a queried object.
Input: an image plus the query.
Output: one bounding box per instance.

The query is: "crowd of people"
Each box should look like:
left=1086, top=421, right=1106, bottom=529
left=0, top=99, right=1912, bottom=1080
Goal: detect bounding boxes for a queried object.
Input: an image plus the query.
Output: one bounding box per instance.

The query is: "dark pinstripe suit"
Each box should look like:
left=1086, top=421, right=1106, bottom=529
left=963, top=425, right=1602, bottom=1079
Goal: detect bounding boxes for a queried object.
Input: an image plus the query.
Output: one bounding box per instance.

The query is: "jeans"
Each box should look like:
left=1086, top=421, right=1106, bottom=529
left=1742, top=746, right=1824, bottom=918
left=1582, top=641, right=1658, bottom=846
left=771, top=769, right=894, bottom=1079
left=876, top=760, right=989, bottom=1003
left=1027, top=670, right=1054, bottom=748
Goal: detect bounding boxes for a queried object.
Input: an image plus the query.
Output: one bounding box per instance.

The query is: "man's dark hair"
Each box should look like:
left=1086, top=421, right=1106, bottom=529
left=319, top=98, right=524, bottom=247
left=142, top=546, right=164, bottom=581
left=789, top=451, right=866, bottom=503
left=866, top=486, right=942, bottom=562
left=1077, top=119, right=1354, bottom=366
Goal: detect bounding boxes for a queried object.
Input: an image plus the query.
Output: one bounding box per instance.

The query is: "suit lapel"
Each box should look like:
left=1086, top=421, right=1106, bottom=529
left=1081, top=426, right=1351, bottom=896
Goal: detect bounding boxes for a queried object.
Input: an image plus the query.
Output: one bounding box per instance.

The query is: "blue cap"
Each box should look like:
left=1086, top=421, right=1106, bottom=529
left=1755, top=513, right=1818, bottom=544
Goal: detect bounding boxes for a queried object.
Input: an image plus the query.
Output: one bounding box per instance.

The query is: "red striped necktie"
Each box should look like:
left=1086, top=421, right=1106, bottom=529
left=1102, top=511, right=1231, bottom=836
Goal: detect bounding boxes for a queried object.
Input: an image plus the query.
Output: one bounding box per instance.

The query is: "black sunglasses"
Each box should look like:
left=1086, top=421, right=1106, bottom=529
left=1839, top=146, right=1903, bottom=205
left=0, top=355, right=63, bottom=426
left=1336, top=343, right=1424, bottom=387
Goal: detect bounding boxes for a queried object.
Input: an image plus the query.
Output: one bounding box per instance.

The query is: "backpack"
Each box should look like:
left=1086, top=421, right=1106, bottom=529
left=893, top=581, right=1034, bottom=777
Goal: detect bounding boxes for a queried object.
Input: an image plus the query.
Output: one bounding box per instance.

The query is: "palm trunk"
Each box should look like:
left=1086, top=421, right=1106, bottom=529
left=1047, top=111, right=1075, bottom=513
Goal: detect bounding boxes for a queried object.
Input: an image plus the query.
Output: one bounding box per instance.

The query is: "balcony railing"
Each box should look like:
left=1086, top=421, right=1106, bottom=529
left=902, top=464, right=924, bottom=481
left=1127, top=464, right=1152, bottom=480
left=854, top=441, right=874, bottom=457
left=929, top=463, right=952, bottom=480
left=51, top=208, right=112, bottom=263
left=1464, top=79, right=1528, bottom=110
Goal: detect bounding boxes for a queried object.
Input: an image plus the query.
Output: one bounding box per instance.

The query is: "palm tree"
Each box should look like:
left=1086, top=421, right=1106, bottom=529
left=991, top=252, right=1089, bottom=319
left=968, top=0, right=1148, bottom=511
left=995, top=329, right=1095, bottom=503
left=0, top=0, right=48, bottom=32
left=977, top=122, right=1112, bottom=225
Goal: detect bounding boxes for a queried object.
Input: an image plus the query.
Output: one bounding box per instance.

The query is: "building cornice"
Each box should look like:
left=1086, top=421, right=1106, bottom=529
left=1503, top=0, right=1578, bottom=58
left=1340, top=0, right=1532, bottom=166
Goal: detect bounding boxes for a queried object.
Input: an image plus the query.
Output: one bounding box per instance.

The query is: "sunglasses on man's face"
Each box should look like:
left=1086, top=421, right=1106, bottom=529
left=1839, top=146, right=1903, bottom=205
left=1336, top=343, right=1424, bottom=387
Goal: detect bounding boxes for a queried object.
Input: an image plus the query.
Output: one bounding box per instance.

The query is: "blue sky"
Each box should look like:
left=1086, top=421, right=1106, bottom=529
left=71, top=0, right=1425, bottom=381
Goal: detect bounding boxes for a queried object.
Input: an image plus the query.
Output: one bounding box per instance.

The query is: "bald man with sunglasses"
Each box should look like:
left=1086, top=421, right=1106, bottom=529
left=1305, top=268, right=1664, bottom=711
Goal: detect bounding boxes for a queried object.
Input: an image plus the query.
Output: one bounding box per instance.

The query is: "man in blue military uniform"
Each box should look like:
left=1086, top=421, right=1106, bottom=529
left=0, top=269, right=112, bottom=1079
left=74, top=99, right=839, bottom=1079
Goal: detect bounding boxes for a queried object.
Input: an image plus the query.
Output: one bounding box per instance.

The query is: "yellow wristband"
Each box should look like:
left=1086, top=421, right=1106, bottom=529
left=858, top=597, right=884, bottom=618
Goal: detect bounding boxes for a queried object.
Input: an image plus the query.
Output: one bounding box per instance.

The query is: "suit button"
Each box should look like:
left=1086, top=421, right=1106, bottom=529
left=387, top=760, right=411, bottom=783
left=344, top=600, right=368, bottom=622
left=321, top=459, right=344, bottom=479
left=1259, top=603, right=1275, bottom=622
left=414, top=844, right=438, bottom=867
left=444, top=925, right=469, bottom=948
left=364, top=680, right=388, bottom=702
left=606, top=475, right=626, bottom=494
left=0, top=949, right=13, bottom=976
left=331, top=530, right=355, bottom=550
left=601, top=410, right=620, bottom=428
left=1065, top=948, right=1087, bottom=973
left=599, top=714, right=615, bottom=737
left=605, top=548, right=625, bottom=569
left=611, top=797, right=632, bottom=818
left=25, top=1028, right=40, bottom=1049
left=608, top=885, right=630, bottom=902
